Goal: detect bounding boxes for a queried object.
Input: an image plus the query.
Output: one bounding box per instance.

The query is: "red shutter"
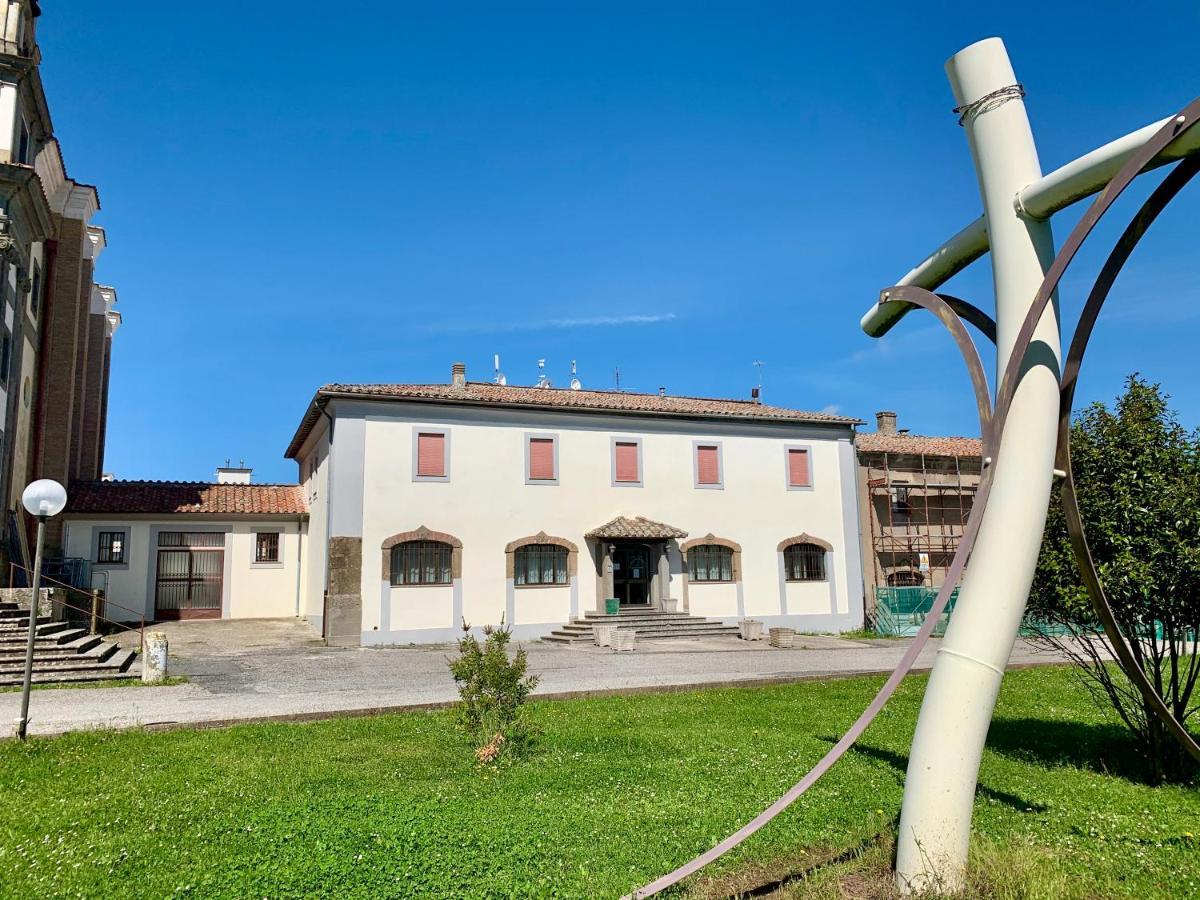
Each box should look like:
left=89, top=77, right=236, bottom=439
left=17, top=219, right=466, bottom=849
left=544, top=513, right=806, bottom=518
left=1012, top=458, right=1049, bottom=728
left=417, top=432, right=446, bottom=477
left=528, top=438, right=555, bottom=480
left=696, top=445, right=719, bottom=484
left=614, top=442, right=639, bottom=482
left=788, top=448, right=810, bottom=487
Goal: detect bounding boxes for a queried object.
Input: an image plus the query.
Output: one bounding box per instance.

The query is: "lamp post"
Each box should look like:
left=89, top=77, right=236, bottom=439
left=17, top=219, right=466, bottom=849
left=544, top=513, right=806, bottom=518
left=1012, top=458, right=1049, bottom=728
left=15, top=478, right=67, bottom=741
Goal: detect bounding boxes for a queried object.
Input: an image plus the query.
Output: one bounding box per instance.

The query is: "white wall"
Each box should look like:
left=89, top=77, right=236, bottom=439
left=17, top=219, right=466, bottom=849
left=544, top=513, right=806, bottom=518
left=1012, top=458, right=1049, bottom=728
left=62, top=517, right=306, bottom=623
left=299, top=428, right=330, bottom=630
left=331, top=400, right=863, bottom=644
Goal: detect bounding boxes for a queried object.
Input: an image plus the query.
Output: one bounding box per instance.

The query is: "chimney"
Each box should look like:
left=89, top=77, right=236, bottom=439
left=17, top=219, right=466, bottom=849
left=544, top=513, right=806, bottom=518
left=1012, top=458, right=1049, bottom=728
left=876, top=411, right=897, bottom=435
left=216, top=465, right=252, bottom=484
left=751, top=386, right=761, bottom=404
left=658, top=386, right=666, bottom=397
left=451, top=361, right=467, bottom=388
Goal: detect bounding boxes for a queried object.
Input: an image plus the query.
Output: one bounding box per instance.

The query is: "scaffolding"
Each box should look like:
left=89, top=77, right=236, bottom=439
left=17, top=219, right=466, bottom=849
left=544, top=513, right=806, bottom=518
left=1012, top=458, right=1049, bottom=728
left=862, top=449, right=982, bottom=595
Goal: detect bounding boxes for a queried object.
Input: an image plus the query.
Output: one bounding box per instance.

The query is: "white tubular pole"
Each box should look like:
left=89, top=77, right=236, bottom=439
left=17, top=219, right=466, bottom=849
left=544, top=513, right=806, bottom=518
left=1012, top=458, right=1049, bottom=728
left=895, top=38, right=1060, bottom=893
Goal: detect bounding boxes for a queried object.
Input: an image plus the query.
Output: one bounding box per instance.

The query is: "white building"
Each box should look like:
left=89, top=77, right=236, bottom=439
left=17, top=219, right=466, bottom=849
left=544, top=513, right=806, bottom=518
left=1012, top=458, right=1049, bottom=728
left=60, top=475, right=306, bottom=623
left=287, top=363, right=866, bottom=646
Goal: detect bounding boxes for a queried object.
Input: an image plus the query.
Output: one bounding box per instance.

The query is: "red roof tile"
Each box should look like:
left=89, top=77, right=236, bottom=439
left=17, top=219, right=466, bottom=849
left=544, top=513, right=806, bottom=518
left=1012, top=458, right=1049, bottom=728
left=585, top=516, right=689, bottom=540
left=287, top=382, right=861, bottom=458
left=66, top=481, right=307, bottom=516
left=855, top=433, right=982, bottom=458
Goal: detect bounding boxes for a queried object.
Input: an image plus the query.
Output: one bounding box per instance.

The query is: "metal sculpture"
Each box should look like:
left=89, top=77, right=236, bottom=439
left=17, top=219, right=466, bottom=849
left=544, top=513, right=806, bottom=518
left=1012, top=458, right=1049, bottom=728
left=627, top=38, right=1200, bottom=899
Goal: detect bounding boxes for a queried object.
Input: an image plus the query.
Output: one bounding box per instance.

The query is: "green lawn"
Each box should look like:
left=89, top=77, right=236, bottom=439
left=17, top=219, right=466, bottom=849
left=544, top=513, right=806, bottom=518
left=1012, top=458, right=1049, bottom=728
left=0, top=666, right=1196, bottom=899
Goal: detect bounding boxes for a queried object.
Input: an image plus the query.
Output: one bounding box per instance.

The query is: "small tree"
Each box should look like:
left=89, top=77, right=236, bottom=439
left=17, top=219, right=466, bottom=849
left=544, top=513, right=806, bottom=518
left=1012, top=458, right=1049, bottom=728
left=1029, top=375, right=1200, bottom=782
left=447, top=618, right=540, bottom=764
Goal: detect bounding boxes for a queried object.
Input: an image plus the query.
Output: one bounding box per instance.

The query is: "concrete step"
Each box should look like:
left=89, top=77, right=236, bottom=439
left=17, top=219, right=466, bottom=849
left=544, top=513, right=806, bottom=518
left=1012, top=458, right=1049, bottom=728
left=0, top=626, right=86, bottom=646
left=0, top=666, right=141, bottom=687
left=0, top=634, right=104, bottom=660
left=545, top=621, right=740, bottom=643
left=0, top=644, right=134, bottom=680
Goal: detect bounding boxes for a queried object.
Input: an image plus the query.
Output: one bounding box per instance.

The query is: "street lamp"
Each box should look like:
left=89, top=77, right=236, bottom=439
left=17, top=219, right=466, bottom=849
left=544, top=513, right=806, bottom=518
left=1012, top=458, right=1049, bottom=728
left=15, top=479, right=67, bottom=741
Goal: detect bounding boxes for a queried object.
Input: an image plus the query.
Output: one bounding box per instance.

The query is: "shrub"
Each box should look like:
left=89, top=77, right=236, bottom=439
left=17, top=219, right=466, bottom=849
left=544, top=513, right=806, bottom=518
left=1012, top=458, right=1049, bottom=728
left=447, top=618, right=539, bottom=763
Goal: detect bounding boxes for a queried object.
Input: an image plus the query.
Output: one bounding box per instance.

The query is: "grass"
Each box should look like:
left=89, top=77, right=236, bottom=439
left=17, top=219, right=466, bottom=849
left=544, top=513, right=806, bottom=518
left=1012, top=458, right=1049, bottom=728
left=0, top=675, right=188, bottom=693
left=0, top=666, right=1196, bottom=899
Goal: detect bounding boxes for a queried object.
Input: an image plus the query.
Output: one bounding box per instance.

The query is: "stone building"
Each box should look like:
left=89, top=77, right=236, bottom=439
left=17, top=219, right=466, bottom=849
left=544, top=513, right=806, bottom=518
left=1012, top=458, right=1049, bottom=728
left=0, top=1, right=120, bottom=572
left=855, top=411, right=982, bottom=621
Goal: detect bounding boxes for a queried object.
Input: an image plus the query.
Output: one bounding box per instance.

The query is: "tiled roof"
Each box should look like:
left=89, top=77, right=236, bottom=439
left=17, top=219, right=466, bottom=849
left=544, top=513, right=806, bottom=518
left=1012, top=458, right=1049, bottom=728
left=286, top=382, right=861, bottom=458
left=66, top=481, right=307, bottom=516
left=855, top=433, right=983, bottom=458
left=585, top=516, right=688, bottom=540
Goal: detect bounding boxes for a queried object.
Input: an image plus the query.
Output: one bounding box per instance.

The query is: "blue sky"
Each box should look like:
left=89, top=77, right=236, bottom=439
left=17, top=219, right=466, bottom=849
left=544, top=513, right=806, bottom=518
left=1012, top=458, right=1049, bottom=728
left=39, top=1, right=1200, bottom=483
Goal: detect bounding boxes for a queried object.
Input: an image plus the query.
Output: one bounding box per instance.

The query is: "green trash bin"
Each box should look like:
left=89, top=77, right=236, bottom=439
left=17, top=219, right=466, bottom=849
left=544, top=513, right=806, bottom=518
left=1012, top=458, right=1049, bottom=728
left=605, top=597, right=620, bottom=616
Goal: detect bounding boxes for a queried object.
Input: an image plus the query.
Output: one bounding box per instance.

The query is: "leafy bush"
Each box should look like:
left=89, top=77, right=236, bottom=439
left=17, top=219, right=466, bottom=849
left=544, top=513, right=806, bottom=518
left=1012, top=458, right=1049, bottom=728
left=447, top=618, right=539, bottom=764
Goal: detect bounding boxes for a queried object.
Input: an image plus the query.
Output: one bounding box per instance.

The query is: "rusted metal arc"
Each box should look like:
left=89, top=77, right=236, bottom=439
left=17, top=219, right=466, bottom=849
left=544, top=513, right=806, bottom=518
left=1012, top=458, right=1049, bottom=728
left=991, top=98, right=1200, bottom=445
left=627, top=300, right=998, bottom=900
left=938, top=293, right=998, bottom=344
left=879, top=285, right=995, bottom=458
left=627, top=463, right=995, bottom=900
left=1056, top=152, right=1200, bottom=763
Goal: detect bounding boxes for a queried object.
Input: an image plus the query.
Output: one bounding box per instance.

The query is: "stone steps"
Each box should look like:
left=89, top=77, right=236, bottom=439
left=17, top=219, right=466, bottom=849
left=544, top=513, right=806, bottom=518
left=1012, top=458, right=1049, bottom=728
left=0, top=604, right=139, bottom=685
left=544, top=611, right=740, bottom=644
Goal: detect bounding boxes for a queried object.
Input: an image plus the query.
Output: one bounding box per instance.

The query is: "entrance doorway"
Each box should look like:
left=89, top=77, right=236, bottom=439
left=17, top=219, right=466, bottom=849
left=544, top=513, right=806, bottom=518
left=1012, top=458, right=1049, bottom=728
left=612, top=542, right=653, bottom=606
left=155, top=532, right=224, bottom=620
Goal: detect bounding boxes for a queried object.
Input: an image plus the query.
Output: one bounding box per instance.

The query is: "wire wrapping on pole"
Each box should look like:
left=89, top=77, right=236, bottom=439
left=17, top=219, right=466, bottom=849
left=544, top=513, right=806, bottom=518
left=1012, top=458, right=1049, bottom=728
left=953, top=83, right=1026, bottom=125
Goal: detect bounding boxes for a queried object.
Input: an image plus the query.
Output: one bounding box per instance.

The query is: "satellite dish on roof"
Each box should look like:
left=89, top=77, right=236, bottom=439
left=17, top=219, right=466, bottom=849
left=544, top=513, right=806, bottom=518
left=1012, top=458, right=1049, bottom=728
left=569, top=359, right=581, bottom=391
left=494, top=353, right=507, bottom=385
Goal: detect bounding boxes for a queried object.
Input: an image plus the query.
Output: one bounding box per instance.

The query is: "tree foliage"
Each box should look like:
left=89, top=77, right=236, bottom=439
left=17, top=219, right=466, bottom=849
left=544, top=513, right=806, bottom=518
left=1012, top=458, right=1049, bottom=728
left=1029, top=375, right=1200, bottom=782
left=447, top=619, right=540, bottom=765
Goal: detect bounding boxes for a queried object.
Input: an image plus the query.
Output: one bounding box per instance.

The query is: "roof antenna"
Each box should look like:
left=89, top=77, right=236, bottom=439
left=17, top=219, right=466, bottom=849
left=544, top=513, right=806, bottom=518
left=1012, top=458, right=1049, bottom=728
left=614, top=366, right=621, bottom=391
left=752, top=360, right=765, bottom=404
left=494, top=353, right=507, bottom=386
left=536, top=358, right=552, bottom=388
left=569, top=359, right=582, bottom=391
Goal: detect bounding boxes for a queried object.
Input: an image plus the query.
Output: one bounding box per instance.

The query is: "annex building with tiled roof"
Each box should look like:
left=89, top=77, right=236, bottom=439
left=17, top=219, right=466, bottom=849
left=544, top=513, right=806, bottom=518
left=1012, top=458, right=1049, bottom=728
left=854, top=411, right=984, bottom=616
left=289, top=361, right=867, bottom=646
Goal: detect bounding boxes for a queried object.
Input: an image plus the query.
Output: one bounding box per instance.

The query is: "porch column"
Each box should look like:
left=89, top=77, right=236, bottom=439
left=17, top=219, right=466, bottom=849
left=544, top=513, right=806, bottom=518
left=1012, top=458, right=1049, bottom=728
left=657, top=544, right=672, bottom=610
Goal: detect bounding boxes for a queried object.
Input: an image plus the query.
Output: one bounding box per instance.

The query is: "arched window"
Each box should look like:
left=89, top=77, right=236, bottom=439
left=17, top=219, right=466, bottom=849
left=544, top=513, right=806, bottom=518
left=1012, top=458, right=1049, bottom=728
left=515, top=544, right=568, bottom=586
left=688, top=544, right=733, bottom=582
left=390, top=540, right=453, bottom=586
left=887, top=570, right=924, bottom=587
left=783, top=542, right=826, bottom=582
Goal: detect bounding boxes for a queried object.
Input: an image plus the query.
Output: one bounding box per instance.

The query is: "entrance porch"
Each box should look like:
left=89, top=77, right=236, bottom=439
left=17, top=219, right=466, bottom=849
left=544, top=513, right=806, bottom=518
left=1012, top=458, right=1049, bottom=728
left=585, top=516, right=687, bottom=613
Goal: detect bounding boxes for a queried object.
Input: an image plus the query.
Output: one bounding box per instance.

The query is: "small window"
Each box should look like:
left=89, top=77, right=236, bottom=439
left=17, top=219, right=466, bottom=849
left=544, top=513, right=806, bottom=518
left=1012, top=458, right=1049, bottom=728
left=784, top=542, right=826, bottom=582
left=29, top=262, right=40, bottom=318
left=390, top=540, right=453, bottom=586
left=890, top=484, right=912, bottom=514
left=515, top=544, right=568, bottom=586
left=0, top=332, right=10, bottom=385
left=254, top=532, right=280, bottom=563
left=695, top=444, right=721, bottom=487
left=613, top=440, right=640, bottom=484
left=786, top=447, right=811, bottom=488
left=97, top=531, right=125, bottom=564
left=688, top=544, right=733, bottom=582
left=527, top=436, right=556, bottom=482
left=17, top=118, right=29, bottom=165
left=415, top=431, right=447, bottom=479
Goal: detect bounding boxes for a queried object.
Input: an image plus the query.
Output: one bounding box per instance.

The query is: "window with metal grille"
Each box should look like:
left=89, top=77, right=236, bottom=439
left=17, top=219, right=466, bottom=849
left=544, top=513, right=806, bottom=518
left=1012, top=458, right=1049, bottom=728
left=97, top=531, right=125, bottom=564
left=688, top=544, right=733, bottom=582
left=514, top=544, right=568, bottom=586
left=390, top=540, right=453, bottom=586
left=783, top=542, right=826, bottom=581
left=255, top=532, right=280, bottom=563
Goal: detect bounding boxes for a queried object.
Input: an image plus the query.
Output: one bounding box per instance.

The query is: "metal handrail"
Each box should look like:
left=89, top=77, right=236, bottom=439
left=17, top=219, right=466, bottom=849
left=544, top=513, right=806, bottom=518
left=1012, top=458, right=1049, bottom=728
left=6, top=562, right=145, bottom=649
left=8, top=562, right=145, bottom=620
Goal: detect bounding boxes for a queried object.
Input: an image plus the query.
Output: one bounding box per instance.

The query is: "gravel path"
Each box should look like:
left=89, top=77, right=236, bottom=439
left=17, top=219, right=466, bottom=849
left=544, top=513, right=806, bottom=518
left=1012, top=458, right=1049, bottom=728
left=0, top=619, right=1067, bottom=737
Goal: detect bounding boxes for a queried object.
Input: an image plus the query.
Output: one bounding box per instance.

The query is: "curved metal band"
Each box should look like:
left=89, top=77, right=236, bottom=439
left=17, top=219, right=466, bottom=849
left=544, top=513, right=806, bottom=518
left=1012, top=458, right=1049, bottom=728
left=1056, top=152, right=1200, bottom=763
left=879, top=285, right=995, bottom=458
left=628, top=97, right=1200, bottom=900
left=938, top=293, right=998, bottom=345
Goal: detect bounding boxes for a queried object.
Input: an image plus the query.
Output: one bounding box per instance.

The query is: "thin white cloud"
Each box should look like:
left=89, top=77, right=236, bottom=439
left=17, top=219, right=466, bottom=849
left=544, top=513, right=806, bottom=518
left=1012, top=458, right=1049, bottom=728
left=422, top=312, right=678, bottom=335
left=820, top=404, right=841, bottom=415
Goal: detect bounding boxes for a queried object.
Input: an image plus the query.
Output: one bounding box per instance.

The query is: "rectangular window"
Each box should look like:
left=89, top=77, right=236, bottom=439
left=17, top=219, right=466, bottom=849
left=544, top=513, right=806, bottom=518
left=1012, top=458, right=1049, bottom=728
left=527, top=436, right=556, bottom=481
left=29, top=262, right=40, bottom=317
left=688, top=545, right=733, bottom=582
left=614, top=440, right=640, bottom=484
left=96, top=530, right=125, bottom=564
left=787, top=447, right=812, bottom=488
left=696, top=444, right=721, bottom=486
left=0, top=332, right=9, bottom=385
left=254, top=532, right=280, bottom=563
left=415, top=431, right=446, bottom=478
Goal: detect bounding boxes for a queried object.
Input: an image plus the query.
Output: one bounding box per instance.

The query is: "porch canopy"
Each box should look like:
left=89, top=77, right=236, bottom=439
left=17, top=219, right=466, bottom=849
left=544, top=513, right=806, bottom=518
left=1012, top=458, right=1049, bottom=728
left=585, top=516, right=687, bottom=541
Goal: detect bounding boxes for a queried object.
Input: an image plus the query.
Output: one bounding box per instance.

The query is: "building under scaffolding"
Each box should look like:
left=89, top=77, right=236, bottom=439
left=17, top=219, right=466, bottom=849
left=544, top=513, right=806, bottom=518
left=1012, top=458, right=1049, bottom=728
left=855, top=411, right=983, bottom=625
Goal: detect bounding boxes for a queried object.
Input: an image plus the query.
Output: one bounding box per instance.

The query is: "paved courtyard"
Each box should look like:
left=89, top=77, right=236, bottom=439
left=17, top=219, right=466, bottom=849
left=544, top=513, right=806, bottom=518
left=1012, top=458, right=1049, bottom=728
left=1, top=619, right=1067, bottom=737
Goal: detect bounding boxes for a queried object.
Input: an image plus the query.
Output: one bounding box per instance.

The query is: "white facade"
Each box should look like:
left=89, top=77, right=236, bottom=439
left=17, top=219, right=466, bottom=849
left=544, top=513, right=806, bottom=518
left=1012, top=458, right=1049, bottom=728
left=61, top=516, right=306, bottom=623
left=292, top=389, right=865, bottom=645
